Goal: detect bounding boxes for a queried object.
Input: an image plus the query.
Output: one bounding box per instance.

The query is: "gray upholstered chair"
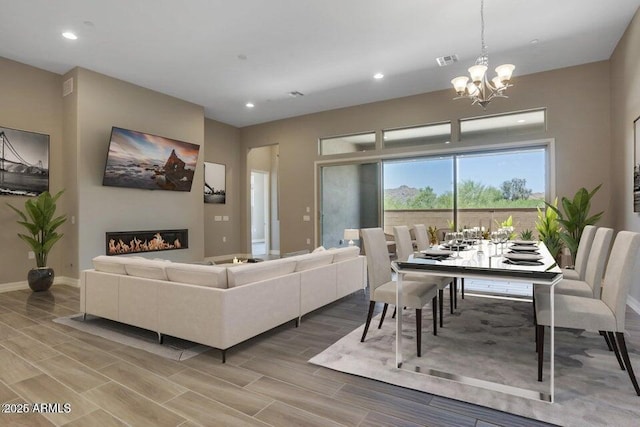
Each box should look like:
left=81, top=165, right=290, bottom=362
left=562, top=225, right=597, bottom=280
left=360, top=228, right=439, bottom=357
left=535, top=227, right=613, bottom=300
left=535, top=231, right=640, bottom=395
left=394, top=225, right=454, bottom=328
left=413, top=224, right=430, bottom=251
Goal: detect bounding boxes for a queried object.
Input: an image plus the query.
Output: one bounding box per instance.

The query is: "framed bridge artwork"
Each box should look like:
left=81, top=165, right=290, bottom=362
left=204, top=161, right=226, bottom=204
left=635, top=116, right=640, bottom=212
left=0, top=125, right=49, bottom=197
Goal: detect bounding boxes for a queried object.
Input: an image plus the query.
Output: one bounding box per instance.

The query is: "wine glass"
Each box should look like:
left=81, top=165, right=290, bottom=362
left=454, top=231, right=465, bottom=259
left=490, top=231, right=501, bottom=257
left=498, top=228, right=509, bottom=256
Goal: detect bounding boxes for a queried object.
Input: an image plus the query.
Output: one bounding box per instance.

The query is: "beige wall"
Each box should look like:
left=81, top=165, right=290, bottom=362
left=240, top=61, right=612, bottom=256
left=610, top=7, right=640, bottom=303
left=70, top=68, right=205, bottom=271
left=204, top=118, right=242, bottom=256
left=0, top=57, right=66, bottom=284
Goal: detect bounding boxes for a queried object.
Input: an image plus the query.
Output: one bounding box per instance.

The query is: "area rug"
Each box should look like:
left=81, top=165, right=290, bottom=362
left=54, top=315, right=210, bottom=361
left=309, top=295, right=640, bottom=427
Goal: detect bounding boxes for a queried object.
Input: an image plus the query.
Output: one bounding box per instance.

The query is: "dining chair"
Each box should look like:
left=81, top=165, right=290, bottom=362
left=535, top=231, right=640, bottom=395
left=360, top=228, right=439, bottom=357
left=562, top=225, right=597, bottom=281
left=413, top=224, right=430, bottom=251
left=394, top=225, right=454, bottom=328
left=535, top=227, right=613, bottom=300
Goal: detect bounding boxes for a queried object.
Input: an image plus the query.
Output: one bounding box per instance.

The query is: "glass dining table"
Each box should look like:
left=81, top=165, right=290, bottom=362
left=391, top=239, right=563, bottom=403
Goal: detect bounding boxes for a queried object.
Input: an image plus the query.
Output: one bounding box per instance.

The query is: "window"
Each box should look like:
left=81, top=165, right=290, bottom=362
left=460, top=109, right=546, bottom=141
left=319, top=132, right=376, bottom=155
left=383, top=122, right=451, bottom=149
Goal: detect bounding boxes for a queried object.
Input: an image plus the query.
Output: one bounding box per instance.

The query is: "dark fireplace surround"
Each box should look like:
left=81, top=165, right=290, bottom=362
left=106, top=229, right=188, bottom=256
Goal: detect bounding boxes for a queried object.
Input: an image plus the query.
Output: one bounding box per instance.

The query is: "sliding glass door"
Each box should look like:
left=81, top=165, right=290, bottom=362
left=383, top=156, right=454, bottom=235
left=456, top=147, right=546, bottom=233
left=320, top=162, right=380, bottom=248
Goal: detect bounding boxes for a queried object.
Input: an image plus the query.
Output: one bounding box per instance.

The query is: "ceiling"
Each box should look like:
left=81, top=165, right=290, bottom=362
left=1, top=0, right=638, bottom=127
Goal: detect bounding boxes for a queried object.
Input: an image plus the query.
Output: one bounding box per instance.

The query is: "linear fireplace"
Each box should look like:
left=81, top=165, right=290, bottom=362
left=106, top=229, right=188, bottom=255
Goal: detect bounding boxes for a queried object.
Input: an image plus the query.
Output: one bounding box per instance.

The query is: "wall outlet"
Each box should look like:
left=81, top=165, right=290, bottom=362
left=71, top=215, right=76, bottom=225
left=303, top=215, right=310, bottom=222
left=223, top=216, right=229, bottom=221
left=306, top=206, right=310, bottom=213
left=222, top=236, right=226, bottom=243
left=306, top=238, right=311, bottom=245
left=28, top=251, right=35, bottom=260
left=214, top=216, right=222, bottom=221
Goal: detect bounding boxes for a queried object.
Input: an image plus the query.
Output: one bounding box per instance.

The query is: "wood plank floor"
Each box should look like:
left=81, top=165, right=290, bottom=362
left=0, top=285, right=637, bottom=426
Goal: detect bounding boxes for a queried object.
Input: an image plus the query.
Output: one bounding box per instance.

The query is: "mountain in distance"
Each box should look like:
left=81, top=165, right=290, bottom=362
left=384, top=185, right=420, bottom=204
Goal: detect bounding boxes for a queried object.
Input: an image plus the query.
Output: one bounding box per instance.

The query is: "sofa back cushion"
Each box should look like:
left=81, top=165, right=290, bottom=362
left=124, top=259, right=169, bottom=281
left=329, top=246, right=360, bottom=263
left=165, top=263, right=228, bottom=288
left=227, top=259, right=296, bottom=288
left=294, top=252, right=334, bottom=272
left=92, top=255, right=130, bottom=274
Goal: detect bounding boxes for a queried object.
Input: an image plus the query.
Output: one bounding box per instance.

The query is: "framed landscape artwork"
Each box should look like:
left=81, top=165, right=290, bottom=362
left=635, top=116, right=640, bottom=212
left=0, top=126, right=49, bottom=196
left=204, top=162, right=226, bottom=204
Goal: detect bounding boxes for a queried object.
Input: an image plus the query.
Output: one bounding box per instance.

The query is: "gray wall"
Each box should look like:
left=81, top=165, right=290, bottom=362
left=68, top=68, right=205, bottom=271
left=610, top=7, right=640, bottom=304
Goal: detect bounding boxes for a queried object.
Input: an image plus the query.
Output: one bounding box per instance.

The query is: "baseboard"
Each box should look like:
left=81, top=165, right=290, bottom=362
left=0, top=276, right=79, bottom=293
left=269, top=250, right=280, bottom=256
left=627, top=295, right=640, bottom=315
left=55, top=276, right=80, bottom=288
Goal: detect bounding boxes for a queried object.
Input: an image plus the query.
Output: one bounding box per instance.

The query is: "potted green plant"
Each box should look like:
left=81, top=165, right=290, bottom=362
left=7, top=190, right=67, bottom=292
left=546, top=185, right=603, bottom=263
left=536, top=198, right=563, bottom=260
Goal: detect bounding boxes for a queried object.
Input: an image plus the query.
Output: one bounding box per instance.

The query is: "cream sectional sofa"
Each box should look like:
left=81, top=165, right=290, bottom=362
left=80, top=247, right=365, bottom=362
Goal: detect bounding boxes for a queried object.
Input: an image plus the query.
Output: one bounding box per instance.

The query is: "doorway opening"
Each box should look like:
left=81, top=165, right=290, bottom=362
left=247, top=145, right=280, bottom=257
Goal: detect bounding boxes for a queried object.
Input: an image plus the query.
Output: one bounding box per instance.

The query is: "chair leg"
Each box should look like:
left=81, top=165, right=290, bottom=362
left=416, top=309, right=422, bottom=357
left=454, top=279, right=458, bottom=309
left=378, top=303, right=389, bottom=329
left=537, top=324, right=545, bottom=382
left=532, top=292, right=537, bottom=326
left=361, top=301, right=376, bottom=342
left=439, top=289, right=444, bottom=328
left=392, top=306, right=397, bottom=319
left=449, top=282, right=454, bottom=314
left=600, top=330, right=614, bottom=351
left=432, top=296, right=438, bottom=336
left=461, top=278, right=465, bottom=299
left=606, top=332, right=625, bottom=370
left=615, top=332, right=640, bottom=396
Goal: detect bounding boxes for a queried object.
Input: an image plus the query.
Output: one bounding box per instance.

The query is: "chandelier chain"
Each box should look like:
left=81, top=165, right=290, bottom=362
left=479, top=0, right=488, bottom=65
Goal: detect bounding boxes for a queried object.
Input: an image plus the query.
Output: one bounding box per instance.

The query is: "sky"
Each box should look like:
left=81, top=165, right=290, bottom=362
left=383, top=149, right=546, bottom=194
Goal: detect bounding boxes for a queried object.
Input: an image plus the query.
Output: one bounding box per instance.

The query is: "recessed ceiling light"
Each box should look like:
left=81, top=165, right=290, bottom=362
left=245, top=102, right=255, bottom=108
left=517, top=119, right=526, bottom=123
left=62, top=31, right=78, bottom=40
left=445, top=141, right=451, bottom=144
left=373, top=73, right=384, bottom=80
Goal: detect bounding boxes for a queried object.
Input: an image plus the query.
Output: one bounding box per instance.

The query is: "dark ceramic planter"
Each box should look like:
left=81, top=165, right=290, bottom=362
left=27, top=267, right=54, bottom=292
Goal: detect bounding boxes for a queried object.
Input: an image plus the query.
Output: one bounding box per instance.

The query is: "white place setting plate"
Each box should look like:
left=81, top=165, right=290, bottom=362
left=509, top=245, right=541, bottom=252
left=504, top=253, right=543, bottom=261
left=511, top=239, right=538, bottom=246
left=421, top=249, right=454, bottom=257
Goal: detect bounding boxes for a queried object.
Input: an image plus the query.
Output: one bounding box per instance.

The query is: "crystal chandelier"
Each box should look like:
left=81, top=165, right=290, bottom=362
left=451, top=0, right=515, bottom=109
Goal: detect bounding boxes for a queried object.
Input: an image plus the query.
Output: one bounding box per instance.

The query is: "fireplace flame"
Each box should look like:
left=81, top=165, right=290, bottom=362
left=108, top=233, right=183, bottom=255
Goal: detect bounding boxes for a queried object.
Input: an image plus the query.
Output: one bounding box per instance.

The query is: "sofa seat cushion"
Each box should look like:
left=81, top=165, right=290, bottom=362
left=92, top=255, right=130, bottom=274
left=227, top=258, right=296, bottom=288
left=124, top=259, right=169, bottom=281
left=328, top=246, right=360, bottom=263
left=294, top=252, right=334, bottom=272
left=165, top=263, right=228, bottom=288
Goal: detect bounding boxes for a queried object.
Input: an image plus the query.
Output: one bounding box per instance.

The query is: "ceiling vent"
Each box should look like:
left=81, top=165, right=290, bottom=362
left=288, top=91, right=304, bottom=98
left=436, top=54, right=459, bottom=67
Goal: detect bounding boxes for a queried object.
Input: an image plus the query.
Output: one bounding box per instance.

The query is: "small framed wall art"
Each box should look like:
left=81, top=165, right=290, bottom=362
left=0, top=125, right=50, bottom=197
left=204, top=161, right=226, bottom=204
left=635, top=116, right=640, bottom=212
